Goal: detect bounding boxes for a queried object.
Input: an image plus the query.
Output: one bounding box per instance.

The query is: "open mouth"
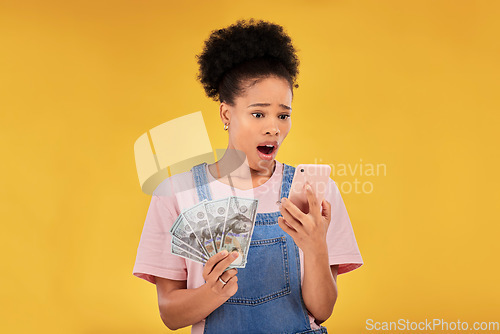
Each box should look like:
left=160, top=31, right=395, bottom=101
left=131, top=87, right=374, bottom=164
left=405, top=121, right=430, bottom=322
left=257, top=145, right=275, bottom=155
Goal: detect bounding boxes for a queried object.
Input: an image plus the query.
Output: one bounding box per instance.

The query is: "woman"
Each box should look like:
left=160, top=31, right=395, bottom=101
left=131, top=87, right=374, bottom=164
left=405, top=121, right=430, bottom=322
left=133, top=19, right=363, bottom=333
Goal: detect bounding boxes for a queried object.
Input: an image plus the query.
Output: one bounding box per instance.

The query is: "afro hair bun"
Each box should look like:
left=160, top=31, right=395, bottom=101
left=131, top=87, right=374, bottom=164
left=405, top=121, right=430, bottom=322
left=196, top=19, right=300, bottom=102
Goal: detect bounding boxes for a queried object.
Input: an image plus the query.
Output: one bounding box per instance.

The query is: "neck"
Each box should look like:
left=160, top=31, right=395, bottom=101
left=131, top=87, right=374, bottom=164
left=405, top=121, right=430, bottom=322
left=216, top=149, right=275, bottom=179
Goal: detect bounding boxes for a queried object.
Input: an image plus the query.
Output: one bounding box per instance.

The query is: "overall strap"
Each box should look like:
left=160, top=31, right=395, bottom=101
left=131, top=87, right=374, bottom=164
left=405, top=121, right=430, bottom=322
left=280, top=163, right=296, bottom=199
left=191, top=162, right=213, bottom=202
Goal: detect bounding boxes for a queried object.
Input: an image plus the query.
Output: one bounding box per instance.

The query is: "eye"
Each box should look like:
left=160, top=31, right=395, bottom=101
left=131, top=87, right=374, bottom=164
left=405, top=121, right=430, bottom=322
left=279, top=114, right=291, bottom=120
left=251, top=112, right=264, bottom=118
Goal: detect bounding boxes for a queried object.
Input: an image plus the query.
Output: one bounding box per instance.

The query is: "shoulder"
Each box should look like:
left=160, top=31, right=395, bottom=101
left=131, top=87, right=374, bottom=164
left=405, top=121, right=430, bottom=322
left=152, top=168, right=195, bottom=198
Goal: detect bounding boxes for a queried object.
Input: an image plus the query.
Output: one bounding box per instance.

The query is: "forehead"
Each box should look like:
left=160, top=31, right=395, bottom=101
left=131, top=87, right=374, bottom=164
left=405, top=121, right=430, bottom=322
left=235, top=76, right=292, bottom=106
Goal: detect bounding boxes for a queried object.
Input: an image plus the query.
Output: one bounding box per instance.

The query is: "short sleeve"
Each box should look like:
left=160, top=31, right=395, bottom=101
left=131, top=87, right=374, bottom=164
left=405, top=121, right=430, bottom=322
left=325, top=178, right=363, bottom=274
left=133, top=192, right=188, bottom=284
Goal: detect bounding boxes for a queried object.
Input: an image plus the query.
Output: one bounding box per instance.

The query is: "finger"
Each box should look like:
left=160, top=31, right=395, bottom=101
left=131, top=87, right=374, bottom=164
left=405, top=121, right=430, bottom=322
left=305, top=183, right=321, bottom=218
left=279, top=205, right=303, bottom=232
left=217, top=273, right=237, bottom=288
left=203, top=250, right=229, bottom=277
left=217, top=276, right=228, bottom=287
left=223, top=274, right=238, bottom=291
left=219, top=268, right=238, bottom=283
left=280, top=197, right=307, bottom=222
left=278, top=216, right=298, bottom=237
left=210, top=251, right=240, bottom=278
left=322, top=199, right=332, bottom=225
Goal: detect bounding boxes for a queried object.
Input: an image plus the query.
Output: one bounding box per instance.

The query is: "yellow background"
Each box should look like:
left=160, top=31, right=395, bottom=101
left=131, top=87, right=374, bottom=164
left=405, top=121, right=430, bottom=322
left=1, top=0, right=499, bottom=333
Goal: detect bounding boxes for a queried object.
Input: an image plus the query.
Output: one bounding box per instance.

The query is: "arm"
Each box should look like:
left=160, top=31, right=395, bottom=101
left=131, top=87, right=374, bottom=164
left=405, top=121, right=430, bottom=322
left=278, top=183, right=337, bottom=322
left=155, top=251, right=239, bottom=330
left=302, top=257, right=338, bottom=323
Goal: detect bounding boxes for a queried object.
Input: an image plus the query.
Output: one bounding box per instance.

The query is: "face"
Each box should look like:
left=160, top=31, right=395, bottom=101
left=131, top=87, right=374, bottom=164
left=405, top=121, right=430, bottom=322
left=220, top=76, right=292, bottom=174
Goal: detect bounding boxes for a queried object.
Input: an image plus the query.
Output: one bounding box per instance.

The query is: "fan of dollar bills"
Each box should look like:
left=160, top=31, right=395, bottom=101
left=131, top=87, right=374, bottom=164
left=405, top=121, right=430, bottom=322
left=169, top=196, right=258, bottom=269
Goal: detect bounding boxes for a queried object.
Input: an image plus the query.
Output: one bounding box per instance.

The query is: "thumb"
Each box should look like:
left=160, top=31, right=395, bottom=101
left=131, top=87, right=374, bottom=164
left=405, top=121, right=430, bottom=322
left=321, top=199, right=332, bottom=226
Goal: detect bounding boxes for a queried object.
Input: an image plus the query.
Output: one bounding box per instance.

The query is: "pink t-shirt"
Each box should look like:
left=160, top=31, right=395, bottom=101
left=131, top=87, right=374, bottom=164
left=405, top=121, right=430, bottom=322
left=133, top=160, right=363, bottom=333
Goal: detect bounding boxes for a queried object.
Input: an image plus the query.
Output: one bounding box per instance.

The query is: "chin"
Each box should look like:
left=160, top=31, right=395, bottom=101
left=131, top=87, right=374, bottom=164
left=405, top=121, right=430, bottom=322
left=251, top=158, right=275, bottom=172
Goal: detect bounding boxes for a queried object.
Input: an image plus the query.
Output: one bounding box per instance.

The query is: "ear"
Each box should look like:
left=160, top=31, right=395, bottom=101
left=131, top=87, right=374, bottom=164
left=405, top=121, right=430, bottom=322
left=220, top=102, right=231, bottom=125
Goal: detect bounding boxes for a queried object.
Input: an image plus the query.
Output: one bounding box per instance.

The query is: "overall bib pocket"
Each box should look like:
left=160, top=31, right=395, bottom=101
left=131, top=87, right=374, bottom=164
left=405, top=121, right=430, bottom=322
left=226, top=236, right=290, bottom=306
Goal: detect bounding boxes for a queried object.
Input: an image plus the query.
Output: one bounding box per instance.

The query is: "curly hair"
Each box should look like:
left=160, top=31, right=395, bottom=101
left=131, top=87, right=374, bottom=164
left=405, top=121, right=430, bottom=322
left=196, top=19, right=300, bottom=105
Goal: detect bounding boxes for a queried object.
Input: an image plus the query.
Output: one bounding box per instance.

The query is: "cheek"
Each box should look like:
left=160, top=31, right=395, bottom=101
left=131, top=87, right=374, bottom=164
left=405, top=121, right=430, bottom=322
left=280, top=121, right=292, bottom=137
left=238, top=119, right=259, bottom=135
left=230, top=121, right=255, bottom=145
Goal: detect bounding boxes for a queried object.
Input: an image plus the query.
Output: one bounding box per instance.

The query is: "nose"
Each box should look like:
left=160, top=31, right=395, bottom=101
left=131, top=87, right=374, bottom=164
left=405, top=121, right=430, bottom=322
left=265, top=119, right=280, bottom=135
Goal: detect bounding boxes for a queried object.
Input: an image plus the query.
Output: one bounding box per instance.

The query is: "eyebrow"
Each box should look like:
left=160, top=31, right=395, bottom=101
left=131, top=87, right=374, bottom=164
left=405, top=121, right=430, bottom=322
left=247, top=103, right=292, bottom=111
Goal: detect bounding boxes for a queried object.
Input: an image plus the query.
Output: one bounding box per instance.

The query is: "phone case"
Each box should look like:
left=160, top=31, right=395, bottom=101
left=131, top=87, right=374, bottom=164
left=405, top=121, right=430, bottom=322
left=287, top=164, right=332, bottom=214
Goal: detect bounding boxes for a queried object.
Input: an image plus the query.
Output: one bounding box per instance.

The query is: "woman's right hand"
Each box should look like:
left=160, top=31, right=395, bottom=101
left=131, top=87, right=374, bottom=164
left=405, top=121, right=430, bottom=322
left=202, top=250, right=239, bottom=299
left=156, top=250, right=240, bottom=330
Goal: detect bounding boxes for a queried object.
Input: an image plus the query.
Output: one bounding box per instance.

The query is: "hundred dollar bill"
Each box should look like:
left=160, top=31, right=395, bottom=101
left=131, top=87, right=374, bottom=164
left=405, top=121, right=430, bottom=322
left=219, top=196, right=258, bottom=268
left=171, top=235, right=208, bottom=261
left=182, top=200, right=217, bottom=257
left=169, top=213, right=183, bottom=234
left=170, top=211, right=209, bottom=257
left=171, top=243, right=206, bottom=264
left=204, top=198, right=230, bottom=252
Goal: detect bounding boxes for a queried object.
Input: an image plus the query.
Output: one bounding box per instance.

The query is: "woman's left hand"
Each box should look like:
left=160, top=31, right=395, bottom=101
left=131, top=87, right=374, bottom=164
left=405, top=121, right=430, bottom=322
left=278, top=183, right=332, bottom=255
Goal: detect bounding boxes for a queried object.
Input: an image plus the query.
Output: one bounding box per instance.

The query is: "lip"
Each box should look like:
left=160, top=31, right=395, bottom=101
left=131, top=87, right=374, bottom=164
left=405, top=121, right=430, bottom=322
left=256, top=140, right=279, bottom=160
left=257, top=140, right=279, bottom=147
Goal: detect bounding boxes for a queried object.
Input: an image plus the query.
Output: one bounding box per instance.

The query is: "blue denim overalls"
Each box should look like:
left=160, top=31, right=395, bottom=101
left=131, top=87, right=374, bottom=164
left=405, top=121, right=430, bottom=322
left=191, top=162, right=328, bottom=334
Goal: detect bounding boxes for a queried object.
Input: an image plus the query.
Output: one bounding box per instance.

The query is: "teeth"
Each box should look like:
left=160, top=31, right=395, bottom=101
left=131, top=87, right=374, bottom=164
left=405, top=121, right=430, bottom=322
left=265, top=145, right=274, bottom=148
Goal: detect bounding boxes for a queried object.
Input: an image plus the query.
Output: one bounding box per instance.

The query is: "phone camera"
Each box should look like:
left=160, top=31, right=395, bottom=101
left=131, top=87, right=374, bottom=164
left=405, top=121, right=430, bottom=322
left=300, top=168, right=304, bottom=172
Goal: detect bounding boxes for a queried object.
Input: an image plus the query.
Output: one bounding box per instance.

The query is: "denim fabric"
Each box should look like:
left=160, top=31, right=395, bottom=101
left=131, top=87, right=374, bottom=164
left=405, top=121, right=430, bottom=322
left=191, top=163, right=328, bottom=334
left=191, top=163, right=213, bottom=202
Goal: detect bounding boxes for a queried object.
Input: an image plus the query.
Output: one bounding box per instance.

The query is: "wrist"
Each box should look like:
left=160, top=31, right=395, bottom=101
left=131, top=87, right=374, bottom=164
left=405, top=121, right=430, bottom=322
left=303, top=241, right=329, bottom=265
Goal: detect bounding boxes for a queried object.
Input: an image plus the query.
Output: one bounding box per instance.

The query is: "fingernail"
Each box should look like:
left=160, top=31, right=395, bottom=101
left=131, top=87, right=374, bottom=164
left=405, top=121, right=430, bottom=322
left=220, top=250, right=228, bottom=256
left=305, top=184, right=312, bottom=191
left=282, top=197, right=287, bottom=203
left=232, top=251, right=239, bottom=258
